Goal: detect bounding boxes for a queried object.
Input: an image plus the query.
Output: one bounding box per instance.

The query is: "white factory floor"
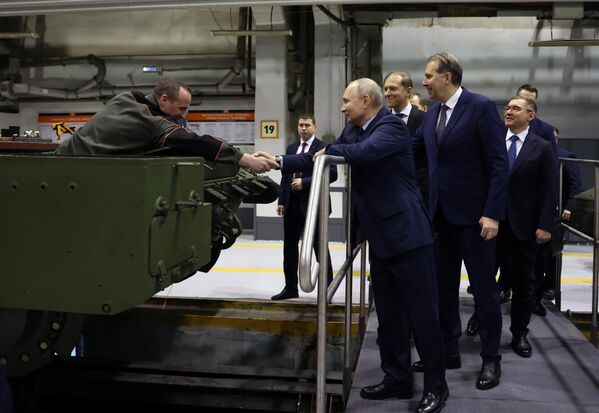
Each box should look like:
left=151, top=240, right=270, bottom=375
left=156, top=234, right=596, bottom=314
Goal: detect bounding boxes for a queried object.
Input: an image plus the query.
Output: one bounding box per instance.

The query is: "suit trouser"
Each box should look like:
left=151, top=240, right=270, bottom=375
left=534, top=243, right=557, bottom=301
left=371, top=245, right=446, bottom=394
left=0, top=366, right=12, bottom=413
left=435, top=210, right=502, bottom=362
left=282, top=195, right=333, bottom=290
left=498, top=222, right=537, bottom=333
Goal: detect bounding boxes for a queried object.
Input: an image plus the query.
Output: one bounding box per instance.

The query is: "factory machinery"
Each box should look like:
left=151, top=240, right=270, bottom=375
left=1, top=140, right=354, bottom=412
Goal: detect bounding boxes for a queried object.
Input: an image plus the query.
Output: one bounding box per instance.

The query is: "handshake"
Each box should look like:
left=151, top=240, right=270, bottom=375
left=240, top=148, right=327, bottom=174
left=239, top=151, right=279, bottom=173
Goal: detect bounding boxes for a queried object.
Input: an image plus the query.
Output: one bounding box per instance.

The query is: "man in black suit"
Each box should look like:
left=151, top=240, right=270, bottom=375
left=500, top=96, right=558, bottom=357
left=271, top=115, right=337, bottom=300
left=533, top=128, right=582, bottom=314
left=384, top=71, right=429, bottom=207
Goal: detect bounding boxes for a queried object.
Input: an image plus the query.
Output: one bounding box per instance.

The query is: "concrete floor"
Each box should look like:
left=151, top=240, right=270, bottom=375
left=156, top=235, right=595, bottom=313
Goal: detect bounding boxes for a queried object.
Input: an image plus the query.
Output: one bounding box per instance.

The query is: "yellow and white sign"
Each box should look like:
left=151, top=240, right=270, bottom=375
left=260, top=120, right=279, bottom=139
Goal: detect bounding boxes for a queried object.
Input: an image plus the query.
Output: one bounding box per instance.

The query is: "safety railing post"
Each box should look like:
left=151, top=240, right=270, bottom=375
left=316, top=164, right=330, bottom=413
left=359, top=245, right=367, bottom=340
left=592, top=165, right=599, bottom=347
left=557, top=161, right=564, bottom=310
left=343, top=166, right=353, bottom=402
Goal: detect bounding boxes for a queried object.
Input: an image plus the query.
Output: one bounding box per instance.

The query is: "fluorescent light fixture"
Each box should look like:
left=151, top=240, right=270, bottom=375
left=142, top=65, right=162, bottom=73
left=211, top=29, right=293, bottom=37
left=529, top=39, right=599, bottom=47
left=0, top=32, right=38, bottom=39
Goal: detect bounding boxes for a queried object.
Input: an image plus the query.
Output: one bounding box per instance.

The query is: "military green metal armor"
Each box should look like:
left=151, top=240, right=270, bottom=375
left=569, top=187, right=594, bottom=237
left=0, top=154, right=278, bottom=376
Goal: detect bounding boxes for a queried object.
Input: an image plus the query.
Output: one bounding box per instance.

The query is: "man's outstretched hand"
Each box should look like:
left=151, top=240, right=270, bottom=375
left=240, top=153, right=278, bottom=173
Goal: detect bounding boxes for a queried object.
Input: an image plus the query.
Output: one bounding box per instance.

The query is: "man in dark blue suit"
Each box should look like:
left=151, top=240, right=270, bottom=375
left=499, top=96, right=558, bottom=357
left=496, top=84, right=557, bottom=308
left=533, top=128, right=582, bottom=312
left=256, top=78, right=448, bottom=413
left=271, top=115, right=337, bottom=300
left=412, top=52, right=508, bottom=390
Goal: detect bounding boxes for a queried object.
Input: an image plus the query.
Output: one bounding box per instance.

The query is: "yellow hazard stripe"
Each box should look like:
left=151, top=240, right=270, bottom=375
left=209, top=268, right=591, bottom=283
left=232, top=242, right=347, bottom=250
left=232, top=242, right=594, bottom=257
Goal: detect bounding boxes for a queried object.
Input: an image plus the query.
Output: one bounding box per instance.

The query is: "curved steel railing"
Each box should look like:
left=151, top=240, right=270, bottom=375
left=297, top=154, right=369, bottom=412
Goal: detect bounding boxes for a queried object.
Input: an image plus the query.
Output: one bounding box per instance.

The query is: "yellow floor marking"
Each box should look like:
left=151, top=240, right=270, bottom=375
left=209, top=268, right=591, bottom=283
left=233, top=243, right=594, bottom=257
left=233, top=242, right=348, bottom=251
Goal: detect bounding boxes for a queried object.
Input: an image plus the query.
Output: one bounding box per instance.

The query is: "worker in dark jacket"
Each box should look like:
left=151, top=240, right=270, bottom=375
left=56, top=78, right=276, bottom=173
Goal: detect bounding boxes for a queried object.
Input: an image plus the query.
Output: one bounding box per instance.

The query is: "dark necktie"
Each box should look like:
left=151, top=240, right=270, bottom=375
left=293, top=142, right=308, bottom=179
left=397, top=112, right=407, bottom=124
left=435, top=104, right=449, bottom=144
left=507, top=135, right=519, bottom=172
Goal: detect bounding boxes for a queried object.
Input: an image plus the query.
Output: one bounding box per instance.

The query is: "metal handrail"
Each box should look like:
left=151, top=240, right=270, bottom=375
left=298, top=154, right=369, bottom=412
left=558, top=157, right=598, bottom=347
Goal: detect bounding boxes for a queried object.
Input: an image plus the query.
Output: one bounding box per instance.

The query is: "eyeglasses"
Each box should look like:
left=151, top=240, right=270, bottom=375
left=504, top=105, right=532, bottom=113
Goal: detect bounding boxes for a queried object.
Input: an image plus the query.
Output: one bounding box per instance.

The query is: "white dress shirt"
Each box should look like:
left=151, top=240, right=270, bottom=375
left=296, top=135, right=315, bottom=154
left=506, top=127, right=529, bottom=157
left=391, top=103, right=412, bottom=124
left=437, top=87, right=463, bottom=129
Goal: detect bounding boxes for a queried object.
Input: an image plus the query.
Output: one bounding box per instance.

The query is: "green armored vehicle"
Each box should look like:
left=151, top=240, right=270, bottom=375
left=0, top=153, right=277, bottom=376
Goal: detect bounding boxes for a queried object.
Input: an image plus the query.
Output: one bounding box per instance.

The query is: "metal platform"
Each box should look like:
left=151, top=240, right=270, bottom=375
left=346, top=298, right=599, bottom=413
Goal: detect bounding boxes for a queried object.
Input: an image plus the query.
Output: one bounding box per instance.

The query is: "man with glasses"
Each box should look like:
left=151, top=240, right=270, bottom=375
left=516, top=84, right=556, bottom=149
left=498, top=96, right=557, bottom=357
left=411, top=52, right=508, bottom=391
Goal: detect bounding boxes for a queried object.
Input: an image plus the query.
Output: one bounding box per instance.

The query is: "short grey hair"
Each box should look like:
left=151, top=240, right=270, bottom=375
left=350, top=78, right=383, bottom=108
left=427, top=52, right=463, bottom=86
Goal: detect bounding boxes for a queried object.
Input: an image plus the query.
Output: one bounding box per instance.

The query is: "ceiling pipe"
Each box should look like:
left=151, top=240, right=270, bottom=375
left=0, top=81, right=252, bottom=100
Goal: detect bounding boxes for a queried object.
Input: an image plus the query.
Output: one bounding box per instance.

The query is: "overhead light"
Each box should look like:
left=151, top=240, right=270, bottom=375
left=142, top=65, right=162, bottom=73
left=529, top=39, right=599, bottom=47
left=211, top=30, right=293, bottom=37
left=0, top=32, right=38, bottom=39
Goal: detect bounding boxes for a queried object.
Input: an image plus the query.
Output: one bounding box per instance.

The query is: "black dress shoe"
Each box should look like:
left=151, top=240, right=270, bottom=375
left=416, top=387, right=449, bottom=413
left=466, top=313, right=479, bottom=336
left=499, top=289, right=512, bottom=303
left=360, top=381, right=413, bottom=400
left=511, top=331, right=532, bottom=358
left=413, top=353, right=461, bottom=372
left=531, top=301, right=547, bottom=317
left=476, top=360, right=501, bottom=390
left=271, top=287, right=299, bottom=301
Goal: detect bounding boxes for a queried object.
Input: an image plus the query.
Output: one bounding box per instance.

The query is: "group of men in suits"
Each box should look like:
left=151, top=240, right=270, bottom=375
left=259, top=53, right=570, bottom=413
left=256, top=78, right=449, bottom=413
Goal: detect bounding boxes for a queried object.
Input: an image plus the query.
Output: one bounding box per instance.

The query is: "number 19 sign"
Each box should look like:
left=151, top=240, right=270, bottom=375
left=260, top=120, right=279, bottom=139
